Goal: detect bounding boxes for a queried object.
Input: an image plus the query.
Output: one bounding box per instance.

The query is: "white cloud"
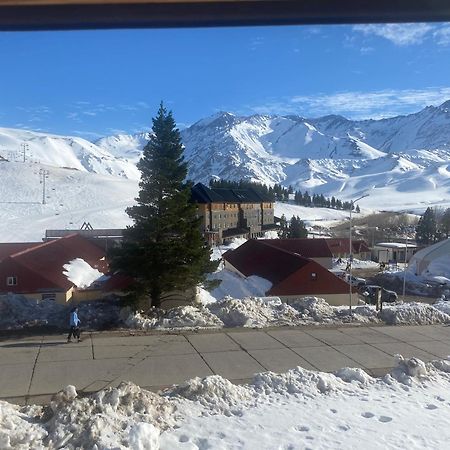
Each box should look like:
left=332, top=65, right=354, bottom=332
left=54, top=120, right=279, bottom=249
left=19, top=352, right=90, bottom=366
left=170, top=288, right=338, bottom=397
left=243, top=87, right=450, bottom=120
left=353, top=23, right=450, bottom=47
left=434, top=25, right=450, bottom=46
left=290, top=88, right=450, bottom=119
left=353, top=23, right=433, bottom=46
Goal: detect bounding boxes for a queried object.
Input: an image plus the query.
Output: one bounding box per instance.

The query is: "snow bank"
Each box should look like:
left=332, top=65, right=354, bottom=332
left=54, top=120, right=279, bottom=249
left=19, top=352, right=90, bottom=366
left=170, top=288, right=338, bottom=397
left=62, top=258, right=103, bottom=289
left=0, top=294, right=124, bottom=330
left=3, top=356, right=450, bottom=449
left=0, top=294, right=66, bottom=329
left=208, top=297, right=300, bottom=328
left=380, top=302, right=450, bottom=325
left=125, top=296, right=450, bottom=331
left=124, top=305, right=224, bottom=330
left=0, top=382, right=176, bottom=450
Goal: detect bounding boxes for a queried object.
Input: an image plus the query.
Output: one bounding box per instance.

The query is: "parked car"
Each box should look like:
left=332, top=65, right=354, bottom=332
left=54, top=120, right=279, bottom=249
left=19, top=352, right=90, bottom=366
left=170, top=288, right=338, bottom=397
left=362, top=285, right=398, bottom=303
left=346, top=274, right=367, bottom=288
left=331, top=270, right=366, bottom=287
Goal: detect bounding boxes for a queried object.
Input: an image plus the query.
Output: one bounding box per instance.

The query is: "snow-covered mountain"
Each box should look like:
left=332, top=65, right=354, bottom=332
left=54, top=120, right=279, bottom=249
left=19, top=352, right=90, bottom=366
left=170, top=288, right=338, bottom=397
left=2, top=100, right=450, bottom=232
left=0, top=128, right=140, bottom=180
left=95, top=101, right=450, bottom=190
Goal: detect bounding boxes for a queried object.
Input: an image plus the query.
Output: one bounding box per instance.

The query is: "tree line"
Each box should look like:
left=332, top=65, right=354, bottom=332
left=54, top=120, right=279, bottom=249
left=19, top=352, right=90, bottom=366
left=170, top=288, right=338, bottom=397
left=209, top=179, right=359, bottom=212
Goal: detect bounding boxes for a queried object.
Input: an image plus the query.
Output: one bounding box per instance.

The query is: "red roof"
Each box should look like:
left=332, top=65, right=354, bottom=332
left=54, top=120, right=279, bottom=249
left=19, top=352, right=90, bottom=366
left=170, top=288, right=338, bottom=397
left=325, top=238, right=370, bottom=255
left=0, top=242, right=42, bottom=263
left=259, top=239, right=333, bottom=258
left=224, top=239, right=309, bottom=285
left=223, top=239, right=352, bottom=296
left=0, top=234, right=108, bottom=294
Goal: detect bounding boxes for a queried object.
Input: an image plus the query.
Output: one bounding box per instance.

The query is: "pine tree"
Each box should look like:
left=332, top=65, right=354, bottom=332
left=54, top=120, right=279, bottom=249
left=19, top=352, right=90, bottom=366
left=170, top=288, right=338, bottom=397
left=111, top=103, right=217, bottom=308
left=289, top=216, right=308, bottom=238
left=440, top=208, right=450, bottom=238
left=278, top=214, right=289, bottom=238
left=415, top=207, right=439, bottom=245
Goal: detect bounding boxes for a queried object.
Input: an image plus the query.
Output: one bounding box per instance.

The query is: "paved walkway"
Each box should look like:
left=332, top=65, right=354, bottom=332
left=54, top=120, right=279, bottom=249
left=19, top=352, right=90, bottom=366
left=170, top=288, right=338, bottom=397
left=1, top=324, right=450, bottom=405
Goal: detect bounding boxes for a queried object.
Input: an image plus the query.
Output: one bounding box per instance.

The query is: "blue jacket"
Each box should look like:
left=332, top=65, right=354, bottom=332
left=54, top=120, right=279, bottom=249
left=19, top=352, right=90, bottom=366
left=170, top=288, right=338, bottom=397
left=70, top=311, right=80, bottom=327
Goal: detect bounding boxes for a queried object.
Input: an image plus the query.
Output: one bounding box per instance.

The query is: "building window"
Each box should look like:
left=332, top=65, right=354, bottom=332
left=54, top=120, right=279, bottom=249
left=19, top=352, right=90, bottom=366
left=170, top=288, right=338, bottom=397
left=42, top=293, right=56, bottom=301
left=7, top=276, right=17, bottom=286
left=311, top=272, right=317, bottom=281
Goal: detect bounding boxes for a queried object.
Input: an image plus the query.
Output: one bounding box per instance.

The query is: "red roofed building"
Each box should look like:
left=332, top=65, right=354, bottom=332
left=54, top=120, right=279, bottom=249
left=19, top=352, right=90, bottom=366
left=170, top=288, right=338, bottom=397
left=223, top=239, right=356, bottom=306
left=0, top=242, right=42, bottom=263
left=257, top=239, right=333, bottom=268
left=0, top=234, right=108, bottom=303
left=325, top=238, right=371, bottom=260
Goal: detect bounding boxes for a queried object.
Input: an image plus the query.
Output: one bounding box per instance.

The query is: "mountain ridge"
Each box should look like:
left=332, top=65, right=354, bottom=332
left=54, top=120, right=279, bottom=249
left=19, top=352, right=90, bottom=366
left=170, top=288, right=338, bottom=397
left=2, top=100, right=450, bottom=212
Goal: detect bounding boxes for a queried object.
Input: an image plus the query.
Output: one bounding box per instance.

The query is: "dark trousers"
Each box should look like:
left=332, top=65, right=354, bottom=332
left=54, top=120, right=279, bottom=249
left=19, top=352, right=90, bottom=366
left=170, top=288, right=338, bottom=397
left=68, top=326, right=80, bottom=340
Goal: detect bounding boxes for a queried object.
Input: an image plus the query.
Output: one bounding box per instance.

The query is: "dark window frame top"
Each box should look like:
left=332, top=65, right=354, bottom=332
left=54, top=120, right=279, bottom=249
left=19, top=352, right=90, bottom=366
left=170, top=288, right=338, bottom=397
left=1, top=1, right=450, bottom=31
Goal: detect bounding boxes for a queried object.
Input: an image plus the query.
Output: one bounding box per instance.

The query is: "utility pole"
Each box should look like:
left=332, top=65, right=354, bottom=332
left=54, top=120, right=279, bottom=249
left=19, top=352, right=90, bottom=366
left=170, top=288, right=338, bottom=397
left=39, top=169, right=49, bottom=204
left=20, top=143, right=29, bottom=163
left=349, top=194, right=369, bottom=317
left=403, top=236, right=408, bottom=301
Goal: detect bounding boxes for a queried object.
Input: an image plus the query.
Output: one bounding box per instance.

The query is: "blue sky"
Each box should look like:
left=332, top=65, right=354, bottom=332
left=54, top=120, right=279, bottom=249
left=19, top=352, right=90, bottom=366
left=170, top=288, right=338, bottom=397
left=1, top=22, right=450, bottom=140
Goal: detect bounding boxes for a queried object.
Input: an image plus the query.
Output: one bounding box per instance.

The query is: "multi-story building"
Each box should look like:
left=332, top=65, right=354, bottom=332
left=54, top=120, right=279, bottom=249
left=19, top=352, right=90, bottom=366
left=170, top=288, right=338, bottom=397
left=191, top=182, right=276, bottom=244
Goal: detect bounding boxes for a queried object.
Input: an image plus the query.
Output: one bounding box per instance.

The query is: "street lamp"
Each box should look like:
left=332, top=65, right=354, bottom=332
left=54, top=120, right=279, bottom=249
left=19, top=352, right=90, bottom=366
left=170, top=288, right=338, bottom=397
left=349, top=193, right=369, bottom=316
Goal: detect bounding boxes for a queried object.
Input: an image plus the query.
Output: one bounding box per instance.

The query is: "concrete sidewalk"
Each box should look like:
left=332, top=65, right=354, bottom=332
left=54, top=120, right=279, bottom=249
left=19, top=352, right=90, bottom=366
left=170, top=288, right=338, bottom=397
left=1, top=324, right=450, bottom=405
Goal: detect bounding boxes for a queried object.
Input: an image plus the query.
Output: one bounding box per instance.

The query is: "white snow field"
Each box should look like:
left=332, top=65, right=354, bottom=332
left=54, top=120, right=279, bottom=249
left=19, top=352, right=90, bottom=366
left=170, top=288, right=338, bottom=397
left=2, top=356, right=450, bottom=449
left=0, top=161, right=137, bottom=242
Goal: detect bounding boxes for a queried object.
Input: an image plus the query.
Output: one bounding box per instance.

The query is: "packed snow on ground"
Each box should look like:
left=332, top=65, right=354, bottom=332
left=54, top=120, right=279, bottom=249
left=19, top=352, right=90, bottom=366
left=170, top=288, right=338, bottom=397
left=62, top=258, right=103, bottom=289
left=3, top=356, right=450, bottom=449
left=333, top=257, right=379, bottom=270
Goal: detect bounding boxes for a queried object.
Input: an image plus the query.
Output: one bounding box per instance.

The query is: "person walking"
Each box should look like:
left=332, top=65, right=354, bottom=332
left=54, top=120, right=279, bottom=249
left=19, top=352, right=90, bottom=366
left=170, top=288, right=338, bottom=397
left=67, top=307, right=81, bottom=343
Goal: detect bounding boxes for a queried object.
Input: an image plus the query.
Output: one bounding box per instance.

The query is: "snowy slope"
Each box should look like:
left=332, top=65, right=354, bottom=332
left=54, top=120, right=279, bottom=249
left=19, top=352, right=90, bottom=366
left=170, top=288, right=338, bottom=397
left=0, top=161, right=137, bottom=241
left=0, top=127, right=140, bottom=180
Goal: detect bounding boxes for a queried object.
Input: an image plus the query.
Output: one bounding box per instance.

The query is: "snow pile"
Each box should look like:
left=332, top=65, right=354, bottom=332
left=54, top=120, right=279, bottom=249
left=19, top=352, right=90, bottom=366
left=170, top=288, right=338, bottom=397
left=380, top=302, right=450, bottom=325
left=0, top=294, right=124, bottom=330
left=4, top=356, right=450, bottom=449
left=125, top=297, right=450, bottom=331
left=62, top=258, right=103, bottom=289
left=208, top=297, right=301, bottom=328
left=124, top=305, right=224, bottom=330
left=433, top=299, right=450, bottom=316
left=207, top=270, right=272, bottom=301
left=0, top=402, right=47, bottom=449
left=277, top=297, right=381, bottom=325
left=289, top=296, right=337, bottom=321
left=0, top=294, right=66, bottom=329
left=0, top=382, right=177, bottom=450
left=387, top=355, right=429, bottom=385
left=166, top=375, right=254, bottom=415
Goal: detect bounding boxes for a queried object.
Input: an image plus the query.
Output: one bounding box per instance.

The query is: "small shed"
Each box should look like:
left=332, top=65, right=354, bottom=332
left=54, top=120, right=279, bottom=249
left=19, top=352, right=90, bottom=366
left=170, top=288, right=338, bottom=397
left=372, top=242, right=418, bottom=264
